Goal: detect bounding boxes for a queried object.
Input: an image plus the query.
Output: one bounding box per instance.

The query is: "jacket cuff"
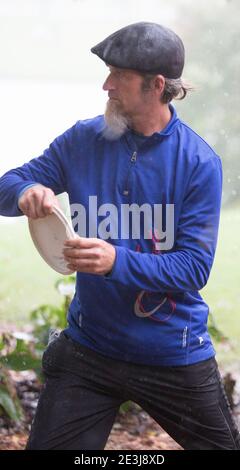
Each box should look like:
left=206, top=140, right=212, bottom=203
left=104, top=245, right=125, bottom=282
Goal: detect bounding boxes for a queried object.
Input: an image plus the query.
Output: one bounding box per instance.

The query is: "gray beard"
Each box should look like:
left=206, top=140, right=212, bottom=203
left=103, top=99, right=130, bottom=140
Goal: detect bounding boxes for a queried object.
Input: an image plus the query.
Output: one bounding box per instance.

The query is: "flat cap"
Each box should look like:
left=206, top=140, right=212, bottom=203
left=91, top=22, right=185, bottom=79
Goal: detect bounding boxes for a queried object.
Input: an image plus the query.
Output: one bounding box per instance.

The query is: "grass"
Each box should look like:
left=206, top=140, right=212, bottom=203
left=0, top=218, right=63, bottom=327
left=0, top=206, right=239, bottom=365
left=202, top=206, right=240, bottom=365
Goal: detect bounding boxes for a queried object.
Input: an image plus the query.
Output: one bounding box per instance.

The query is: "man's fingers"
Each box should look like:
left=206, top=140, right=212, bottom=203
left=67, top=265, right=76, bottom=272
left=64, top=237, right=99, bottom=249
left=28, top=190, right=45, bottom=218
left=64, top=239, right=115, bottom=275
left=19, top=185, right=59, bottom=219
left=41, top=190, right=59, bottom=216
left=66, top=260, right=102, bottom=274
left=63, top=247, right=98, bottom=260
left=23, top=194, right=39, bottom=219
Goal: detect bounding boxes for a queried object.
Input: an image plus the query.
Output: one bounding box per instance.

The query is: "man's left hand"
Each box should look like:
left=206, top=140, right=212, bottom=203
left=63, top=237, right=116, bottom=275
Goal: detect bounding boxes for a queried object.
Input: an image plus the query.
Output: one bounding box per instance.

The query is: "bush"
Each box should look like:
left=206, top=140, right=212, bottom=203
left=0, top=275, right=75, bottom=421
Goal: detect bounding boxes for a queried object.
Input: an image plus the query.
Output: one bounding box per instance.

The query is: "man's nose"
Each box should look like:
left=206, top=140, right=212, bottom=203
left=102, top=74, right=115, bottom=91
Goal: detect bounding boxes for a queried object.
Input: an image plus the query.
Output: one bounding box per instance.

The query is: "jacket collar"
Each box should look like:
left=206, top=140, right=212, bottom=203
left=125, top=103, right=180, bottom=149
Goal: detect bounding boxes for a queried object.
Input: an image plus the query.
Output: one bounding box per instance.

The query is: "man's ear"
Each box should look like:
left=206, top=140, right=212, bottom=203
left=154, top=75, right=165, bottom=97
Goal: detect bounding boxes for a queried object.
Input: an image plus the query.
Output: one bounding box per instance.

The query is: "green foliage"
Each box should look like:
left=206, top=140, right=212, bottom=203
left=0, top=384, right=23, bottom=422
left=0, top=343, right=26, bottom=423
left=0, top=338, right=41, bottom=371
left=0, top=335, right=4, bottom=352
left=175, top=0, right=240, bottom=205
left=119, top=401, right=133, bottom=414
left=30, top=304, right=66, bottom=347
left=0, top=275, right=75, bottom=421
left=0, top=221, right=63, bottom=327
left=208, top=311, right=229, bottom=344
left=29, top=275, right=75, bottom=349
left=0, top=332, right=40, bottom=421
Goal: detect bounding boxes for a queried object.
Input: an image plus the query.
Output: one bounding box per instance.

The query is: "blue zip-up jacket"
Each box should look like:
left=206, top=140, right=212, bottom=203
left=0, top=105, right=222, bottom=365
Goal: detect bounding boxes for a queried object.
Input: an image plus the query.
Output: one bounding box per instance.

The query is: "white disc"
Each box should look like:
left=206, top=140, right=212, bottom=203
left=28, top=205, right=77, bottom=275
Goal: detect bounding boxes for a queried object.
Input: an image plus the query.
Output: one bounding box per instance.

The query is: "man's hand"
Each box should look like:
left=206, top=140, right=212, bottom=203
left=18, top=185, right=60, bottom=219
left=63, top=237, right=116, bottom=275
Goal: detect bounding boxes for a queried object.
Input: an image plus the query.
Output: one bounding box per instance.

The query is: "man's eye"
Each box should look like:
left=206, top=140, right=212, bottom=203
left=114, top=70, right=122, bottom=77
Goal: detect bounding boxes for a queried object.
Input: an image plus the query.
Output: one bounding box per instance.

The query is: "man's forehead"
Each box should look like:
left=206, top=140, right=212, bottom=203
left=107, top=64, right=127, bottom=72
left=106, top=64, right=142, bottom=76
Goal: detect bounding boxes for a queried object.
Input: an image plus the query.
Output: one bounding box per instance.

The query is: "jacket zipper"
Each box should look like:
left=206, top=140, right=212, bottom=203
left=123, top=151, right=137, bottom=196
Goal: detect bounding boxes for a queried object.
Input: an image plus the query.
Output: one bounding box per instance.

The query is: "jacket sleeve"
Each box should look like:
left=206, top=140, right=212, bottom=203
left=105, top=155, right=223, bottom=293
left=0, top=125, right=74, bottom=217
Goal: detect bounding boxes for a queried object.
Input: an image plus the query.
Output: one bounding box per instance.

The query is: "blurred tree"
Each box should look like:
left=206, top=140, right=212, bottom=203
left=175, top=0, right=240, bottom=205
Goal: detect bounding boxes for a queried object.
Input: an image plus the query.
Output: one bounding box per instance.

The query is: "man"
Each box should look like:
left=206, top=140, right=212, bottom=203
left=0, top=22, right=239, bottom=450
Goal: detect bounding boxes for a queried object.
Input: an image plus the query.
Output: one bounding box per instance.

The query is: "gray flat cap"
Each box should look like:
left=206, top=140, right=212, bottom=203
left=91, top=22, right=185, bottom=79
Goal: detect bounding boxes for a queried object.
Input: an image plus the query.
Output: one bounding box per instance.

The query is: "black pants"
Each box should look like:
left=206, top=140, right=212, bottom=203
left=26, top=331, right=240, bottom=450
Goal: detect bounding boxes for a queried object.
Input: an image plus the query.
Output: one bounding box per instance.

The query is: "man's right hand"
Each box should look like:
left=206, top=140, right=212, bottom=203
left=18, top=185, right=60, bottom=219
